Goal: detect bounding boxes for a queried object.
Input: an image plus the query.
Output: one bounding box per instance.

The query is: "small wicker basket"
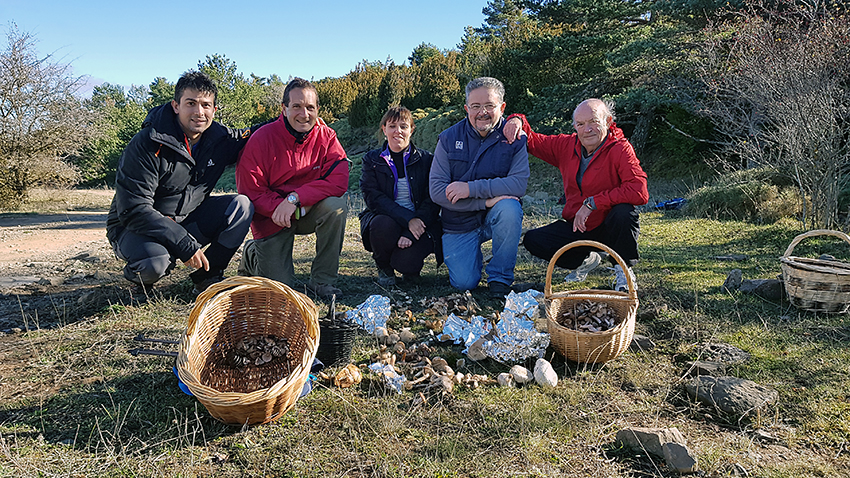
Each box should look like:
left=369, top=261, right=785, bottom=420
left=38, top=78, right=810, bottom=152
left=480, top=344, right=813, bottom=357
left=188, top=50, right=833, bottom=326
left=780, top=229, right=850, bottom=314
left=176, top=276, right=319, bottom=425
left=545, top=240, right=638, bottom=364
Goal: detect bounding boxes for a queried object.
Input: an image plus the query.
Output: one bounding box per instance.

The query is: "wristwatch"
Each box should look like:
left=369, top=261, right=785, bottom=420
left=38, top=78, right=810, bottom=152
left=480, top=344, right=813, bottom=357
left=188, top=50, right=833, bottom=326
left=582, top=197, right=596, bottom=210
left=286, top=192, right=300, bottom=207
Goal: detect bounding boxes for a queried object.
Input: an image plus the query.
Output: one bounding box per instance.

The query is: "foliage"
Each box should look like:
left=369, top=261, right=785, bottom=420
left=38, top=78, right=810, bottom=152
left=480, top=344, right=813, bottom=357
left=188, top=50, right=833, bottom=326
left=410, top=105, right=467, bottom=153
left=685, top=166, right=805, bottom=223
left=0, top=25, right=95, bottom=205
left=688, top=0, right=850, bottom=228
left=408, top=42, right=442, bottom=66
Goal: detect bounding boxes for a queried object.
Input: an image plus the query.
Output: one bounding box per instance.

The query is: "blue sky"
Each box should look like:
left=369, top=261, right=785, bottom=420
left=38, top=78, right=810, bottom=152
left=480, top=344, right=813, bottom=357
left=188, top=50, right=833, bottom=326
left=1, top=0, right=486, bottom=93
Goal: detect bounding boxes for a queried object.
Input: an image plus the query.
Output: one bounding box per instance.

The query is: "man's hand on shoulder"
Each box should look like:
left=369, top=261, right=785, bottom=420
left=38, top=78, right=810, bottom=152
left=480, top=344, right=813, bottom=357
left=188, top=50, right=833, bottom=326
left=446, top=181, right=471, bottom=204
left=504, top=117, right=525, bottom=144
left=272, top=201, right=298, bottom=228
left=184, top=249, right=209, bottom=271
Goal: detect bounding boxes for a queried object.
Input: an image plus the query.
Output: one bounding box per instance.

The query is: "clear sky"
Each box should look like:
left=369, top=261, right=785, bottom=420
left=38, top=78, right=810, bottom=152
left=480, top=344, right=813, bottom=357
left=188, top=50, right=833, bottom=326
left=1, top=0, right=486, bottom=93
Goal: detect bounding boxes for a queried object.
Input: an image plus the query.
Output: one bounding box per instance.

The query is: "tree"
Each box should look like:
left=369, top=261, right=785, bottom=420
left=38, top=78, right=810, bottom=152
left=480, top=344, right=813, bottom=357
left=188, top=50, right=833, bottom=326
left=408, top=43, right=442, bottom=66
left=0, top=25, right=95, bottom=204
left=690, top=1, right=850, bottom=228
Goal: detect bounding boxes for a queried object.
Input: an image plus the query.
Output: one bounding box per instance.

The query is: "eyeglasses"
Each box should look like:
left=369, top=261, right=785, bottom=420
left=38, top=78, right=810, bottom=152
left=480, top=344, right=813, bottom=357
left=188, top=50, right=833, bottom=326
left=467, top=103, right=501, bottom=113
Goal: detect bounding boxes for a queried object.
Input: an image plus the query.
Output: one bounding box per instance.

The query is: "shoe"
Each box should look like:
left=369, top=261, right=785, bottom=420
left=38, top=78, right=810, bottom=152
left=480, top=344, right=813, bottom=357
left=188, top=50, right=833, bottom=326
left=192, top=274, right=225, bottom=295
left=612, top=265, right=637, bottom=292
left=306, top=282, right=343, bottom=300
left=565, top=251, right=602, bottom=282
left=401, top=273, right=422, bottom=286
left=377, top=268, right=396, bottom=287
left=488, top=281, right=512, bottom=299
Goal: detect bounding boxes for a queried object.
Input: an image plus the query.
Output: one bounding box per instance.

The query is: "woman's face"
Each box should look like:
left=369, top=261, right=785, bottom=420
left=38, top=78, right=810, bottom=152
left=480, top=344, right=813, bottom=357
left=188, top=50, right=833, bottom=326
left=382, top=119, right=413, bottom=153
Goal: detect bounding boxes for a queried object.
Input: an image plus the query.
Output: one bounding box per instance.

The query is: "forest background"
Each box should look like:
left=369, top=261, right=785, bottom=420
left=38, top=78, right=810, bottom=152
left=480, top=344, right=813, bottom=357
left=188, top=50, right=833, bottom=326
left=2, top=0, right=849, bottom=228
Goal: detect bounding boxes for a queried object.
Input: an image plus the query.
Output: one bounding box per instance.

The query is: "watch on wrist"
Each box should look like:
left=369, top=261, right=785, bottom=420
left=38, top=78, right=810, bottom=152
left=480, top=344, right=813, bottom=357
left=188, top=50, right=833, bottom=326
left=583, top=197, right=596, bottom=210
left=286, top=193, right=300, bottom=206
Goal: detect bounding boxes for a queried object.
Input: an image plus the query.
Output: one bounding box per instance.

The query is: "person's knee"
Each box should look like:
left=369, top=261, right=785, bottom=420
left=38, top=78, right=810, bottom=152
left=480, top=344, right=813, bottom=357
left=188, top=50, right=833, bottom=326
left=228, top=194, right=254, bottom=223
left=125, top=254, right=173, bottom=285
left=450, top=272, right=481, bottom=291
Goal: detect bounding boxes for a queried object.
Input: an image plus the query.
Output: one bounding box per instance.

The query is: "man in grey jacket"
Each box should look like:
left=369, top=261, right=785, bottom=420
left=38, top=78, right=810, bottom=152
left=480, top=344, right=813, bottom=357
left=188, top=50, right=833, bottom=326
left=107, top=71, right=256, bottom=294
left=429, top=77, right=529, bottom=298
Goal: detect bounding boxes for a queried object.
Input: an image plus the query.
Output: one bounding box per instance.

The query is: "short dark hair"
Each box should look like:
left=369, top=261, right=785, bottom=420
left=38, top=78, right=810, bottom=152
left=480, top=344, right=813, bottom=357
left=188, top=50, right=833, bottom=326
left=380, top=105, right=414, bottom=130
left=283, top=77, right=318, bottom=107
left=174, top=71, right=218, bottom=104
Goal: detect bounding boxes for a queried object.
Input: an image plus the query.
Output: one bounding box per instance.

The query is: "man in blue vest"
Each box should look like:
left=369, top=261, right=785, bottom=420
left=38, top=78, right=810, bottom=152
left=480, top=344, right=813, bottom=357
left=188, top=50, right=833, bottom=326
left=429, top=77, right=530, bottom=298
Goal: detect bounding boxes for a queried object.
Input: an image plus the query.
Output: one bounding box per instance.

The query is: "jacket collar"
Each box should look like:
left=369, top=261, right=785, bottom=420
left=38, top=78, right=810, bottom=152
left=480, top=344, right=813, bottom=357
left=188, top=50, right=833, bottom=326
left=144, top=102, right=225, bottom=163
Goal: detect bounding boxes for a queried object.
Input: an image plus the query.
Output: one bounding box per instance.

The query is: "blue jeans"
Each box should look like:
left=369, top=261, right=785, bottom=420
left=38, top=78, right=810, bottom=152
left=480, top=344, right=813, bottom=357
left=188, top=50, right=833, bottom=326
left=441, top=198, right=523, bottom=290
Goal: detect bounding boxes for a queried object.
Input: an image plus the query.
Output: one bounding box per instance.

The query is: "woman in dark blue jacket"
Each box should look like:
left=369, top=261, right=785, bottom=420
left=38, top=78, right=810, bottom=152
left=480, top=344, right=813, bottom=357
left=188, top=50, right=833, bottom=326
left=359, top=106, right=442, bottom=286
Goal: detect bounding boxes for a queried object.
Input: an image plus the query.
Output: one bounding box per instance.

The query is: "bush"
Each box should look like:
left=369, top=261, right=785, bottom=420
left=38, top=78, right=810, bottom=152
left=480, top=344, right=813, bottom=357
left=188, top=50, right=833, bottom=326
left=685, top=167, right=805, bottom=223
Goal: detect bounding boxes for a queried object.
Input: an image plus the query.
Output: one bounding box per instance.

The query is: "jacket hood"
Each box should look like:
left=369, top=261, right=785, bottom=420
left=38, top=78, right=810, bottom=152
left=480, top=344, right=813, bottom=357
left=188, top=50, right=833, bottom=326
left=141, top=103, right=190, bottom=157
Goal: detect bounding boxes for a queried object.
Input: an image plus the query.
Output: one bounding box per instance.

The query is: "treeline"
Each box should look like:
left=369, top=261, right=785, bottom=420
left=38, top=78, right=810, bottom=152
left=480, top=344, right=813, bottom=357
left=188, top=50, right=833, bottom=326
left=2, top=0, right=849, bottom=226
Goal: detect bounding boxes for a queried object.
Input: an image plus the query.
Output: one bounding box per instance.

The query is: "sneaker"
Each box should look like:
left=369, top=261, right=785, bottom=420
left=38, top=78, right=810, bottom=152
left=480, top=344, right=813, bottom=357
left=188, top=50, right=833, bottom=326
left=612, top=264, right=637, bottom=292
left=306, top=281, right=344, bottom=300
left=488, top=281, right=512, bottom=299
left=377, top=268, right=396, bottom=287
left=565, top=251, right=602, bottom=282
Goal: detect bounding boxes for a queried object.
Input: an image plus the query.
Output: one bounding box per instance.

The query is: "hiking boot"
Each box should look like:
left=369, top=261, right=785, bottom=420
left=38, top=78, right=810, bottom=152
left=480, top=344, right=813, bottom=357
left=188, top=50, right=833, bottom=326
left=612, top=264, right=637, bottom=292
left=377, top=268, right=396, bottom=287
left=192, top=274, right=225, bottom=295
left=306, top=281, right=344, bottom=300
left=565, top=251, right=602, bottom=282
left=488, top=281, right=512, bottom=299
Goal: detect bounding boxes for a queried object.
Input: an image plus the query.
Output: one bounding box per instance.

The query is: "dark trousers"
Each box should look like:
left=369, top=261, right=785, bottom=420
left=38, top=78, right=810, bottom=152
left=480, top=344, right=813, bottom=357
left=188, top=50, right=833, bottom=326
left=111, top=194, right=253, bottom=286
left=367, top=214, right=434, bottom=276
left=523, top=203, right=640, bottom=269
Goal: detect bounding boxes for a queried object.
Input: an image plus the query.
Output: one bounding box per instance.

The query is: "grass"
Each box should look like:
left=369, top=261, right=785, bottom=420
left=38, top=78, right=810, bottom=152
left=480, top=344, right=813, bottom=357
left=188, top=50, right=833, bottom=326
left=1, top=181, right=850, bottom=477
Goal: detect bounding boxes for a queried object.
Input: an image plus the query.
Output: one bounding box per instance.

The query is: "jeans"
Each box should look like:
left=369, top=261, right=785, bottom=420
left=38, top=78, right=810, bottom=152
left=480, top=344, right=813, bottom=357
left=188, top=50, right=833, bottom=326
left=441, top=198, right=522, bottom=290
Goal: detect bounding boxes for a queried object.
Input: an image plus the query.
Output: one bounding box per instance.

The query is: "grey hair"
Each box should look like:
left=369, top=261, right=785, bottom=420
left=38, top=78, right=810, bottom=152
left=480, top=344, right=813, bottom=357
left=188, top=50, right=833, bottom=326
left=465, top=77, right=505, bottom=103
left=572, top=98, right=617, bottom=125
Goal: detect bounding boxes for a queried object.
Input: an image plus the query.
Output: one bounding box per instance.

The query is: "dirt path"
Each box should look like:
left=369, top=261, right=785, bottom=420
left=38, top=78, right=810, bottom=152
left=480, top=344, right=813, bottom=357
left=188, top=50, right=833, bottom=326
left=0, top=211, right=109, bottom=267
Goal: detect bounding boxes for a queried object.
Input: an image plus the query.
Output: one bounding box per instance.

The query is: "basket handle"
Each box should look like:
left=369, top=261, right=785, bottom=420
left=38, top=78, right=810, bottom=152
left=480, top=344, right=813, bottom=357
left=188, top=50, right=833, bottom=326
left=782, top=229, right=850, bottom=259
left=544, top=240, right=637, bottom=300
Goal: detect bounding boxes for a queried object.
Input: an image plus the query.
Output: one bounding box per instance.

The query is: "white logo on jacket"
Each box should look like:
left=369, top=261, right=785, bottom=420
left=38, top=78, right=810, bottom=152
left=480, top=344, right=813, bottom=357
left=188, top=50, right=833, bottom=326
left=455, top=141, right=463, bottom=150
left=207, top=159, right=215, bottom=167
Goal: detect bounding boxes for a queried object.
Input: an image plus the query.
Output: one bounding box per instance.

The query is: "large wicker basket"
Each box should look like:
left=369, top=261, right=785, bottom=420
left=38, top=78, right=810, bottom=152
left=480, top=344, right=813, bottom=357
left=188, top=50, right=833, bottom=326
left=545, top=240, right=638, bottom=364
left=176, top=276, right=319, bottom=425
left=780, top=229, right=850, bottom=314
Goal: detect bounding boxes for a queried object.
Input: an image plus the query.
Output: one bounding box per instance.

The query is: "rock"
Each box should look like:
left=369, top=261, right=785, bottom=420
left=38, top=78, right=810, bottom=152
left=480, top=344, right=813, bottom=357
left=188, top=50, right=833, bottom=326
left=663, top=442, right=698, bottom=473
left=702, top=343, right=750, bottom=365
left=533, top=358, right=557, bottom=388
left=615, top=427, right=687, bottom=458
left=629, top=334, right=655, bottom=353
left=92, top=270, right=112, bottom=280
left=739, top=279, right=784, bottom=301
left=37, top=277, right=63, bottom=286
left=714, top=254, right=749, bottom=261
left=723, top=269, right=743, bottom=291
left=685, top=376, right=778, bottom=418
left=685, top=361, right=725, bottom=376
left=509, top=364, right=533, bottom=384
left=819, top=254, right=836, bottom=261
left=497, top=372, right=515, bottom=387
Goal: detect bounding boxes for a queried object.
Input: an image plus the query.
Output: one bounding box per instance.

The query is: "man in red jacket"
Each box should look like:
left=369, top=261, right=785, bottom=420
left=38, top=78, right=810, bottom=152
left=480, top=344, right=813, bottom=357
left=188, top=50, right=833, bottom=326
left=505, top=98, right=648, bottom=291
left=236, top=78, right=350, bottom=299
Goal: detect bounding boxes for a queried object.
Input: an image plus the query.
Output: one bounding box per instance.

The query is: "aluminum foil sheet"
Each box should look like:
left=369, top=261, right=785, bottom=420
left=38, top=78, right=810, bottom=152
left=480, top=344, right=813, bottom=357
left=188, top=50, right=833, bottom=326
left=345, top=295, right=391, bottom=334
left=439, top=289, right=548, bottom=363
left=368, top=362, right=406, bottom=394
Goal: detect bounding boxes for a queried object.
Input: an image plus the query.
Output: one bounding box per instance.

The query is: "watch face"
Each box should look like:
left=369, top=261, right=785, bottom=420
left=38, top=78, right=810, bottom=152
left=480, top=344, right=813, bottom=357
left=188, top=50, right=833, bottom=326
left=287, top=194, right=298, bottom=204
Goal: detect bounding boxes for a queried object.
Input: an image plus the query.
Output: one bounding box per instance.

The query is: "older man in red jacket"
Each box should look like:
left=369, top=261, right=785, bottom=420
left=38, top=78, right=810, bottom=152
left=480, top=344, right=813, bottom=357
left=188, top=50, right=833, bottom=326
left=505, top=98, right=648, bottom=291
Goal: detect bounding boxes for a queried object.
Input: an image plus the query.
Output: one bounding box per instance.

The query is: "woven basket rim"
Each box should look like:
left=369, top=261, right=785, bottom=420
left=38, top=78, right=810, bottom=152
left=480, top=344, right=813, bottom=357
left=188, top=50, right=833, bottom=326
left=780, top=256, right=850, bottom=276
left=544, top=240, right=638, bottom=302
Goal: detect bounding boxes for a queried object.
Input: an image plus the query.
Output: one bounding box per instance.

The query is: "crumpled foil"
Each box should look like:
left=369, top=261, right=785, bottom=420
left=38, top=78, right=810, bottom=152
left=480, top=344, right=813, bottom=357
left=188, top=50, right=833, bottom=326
left=369, top=362, right=406, bottom=394
left=439, top=289, right=548, bottom=363
left=345, top=295, right=391, bottom=333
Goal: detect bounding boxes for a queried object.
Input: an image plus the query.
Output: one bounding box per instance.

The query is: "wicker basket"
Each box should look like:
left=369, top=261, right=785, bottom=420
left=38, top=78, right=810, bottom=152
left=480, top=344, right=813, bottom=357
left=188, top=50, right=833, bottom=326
left=545, top=240, right=638, bottom=364
left=780, top=229, right=850, bottom=314
left=176, top=276, right=319, bottom=425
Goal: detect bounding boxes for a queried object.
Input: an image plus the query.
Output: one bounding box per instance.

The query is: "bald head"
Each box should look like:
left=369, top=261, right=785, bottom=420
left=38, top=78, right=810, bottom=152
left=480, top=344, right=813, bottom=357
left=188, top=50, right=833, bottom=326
left=572, top=98, right=615, bottom=153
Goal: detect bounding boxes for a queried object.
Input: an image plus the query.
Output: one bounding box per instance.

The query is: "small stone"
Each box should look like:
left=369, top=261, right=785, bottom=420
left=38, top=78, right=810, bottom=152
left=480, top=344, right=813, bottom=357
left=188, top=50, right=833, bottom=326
left=685, top=361, right=725, bottom=376
left=533, top=358, right=558, bottom=388
left=819, top=254, right=836, bottom=261
left=739, top=279, right=784, bottom=301
left=509, top=364, right=533, bottom=384
left=93, top=270, right=112, bottom=280
left=629, top=334, right=655, bottom=353
left=497, top=372, right=515, bottom=387
left=37, top=277, right=63, bottom=286
left=723, top=269, right=743, bottom=291
left=663, top=442, right=698, bottom=473
left=615, top=427, right=687, bottom=458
